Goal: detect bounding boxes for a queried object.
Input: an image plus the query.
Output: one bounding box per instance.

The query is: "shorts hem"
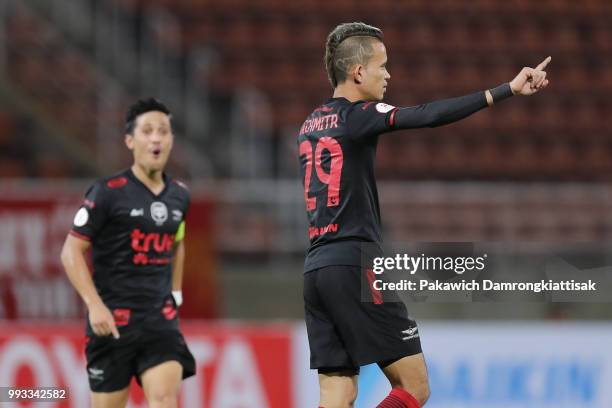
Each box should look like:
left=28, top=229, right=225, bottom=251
left=356, top=348, right=423, bottom=367
left=137, top=356, right=196, bottom=384
left=316, top=366, right=360, bottom=375
left=89, top=382, right=131, bottom=393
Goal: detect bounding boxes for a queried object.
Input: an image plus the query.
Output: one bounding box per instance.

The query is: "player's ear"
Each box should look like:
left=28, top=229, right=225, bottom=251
left=124, top=134, right=134, bottom=150
left=352, top=64, right=363, bottom=85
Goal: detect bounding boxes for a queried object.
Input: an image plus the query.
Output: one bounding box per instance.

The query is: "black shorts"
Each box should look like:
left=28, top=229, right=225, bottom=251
left=304, top=265, right=422, bottom=372
left=85, top=327, right=196, bottom=392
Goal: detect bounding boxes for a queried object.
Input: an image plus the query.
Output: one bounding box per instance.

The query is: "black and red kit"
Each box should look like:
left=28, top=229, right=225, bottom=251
left=298, top=88, right=511, bottom=370
left=70, top=168, right=195, bottom=391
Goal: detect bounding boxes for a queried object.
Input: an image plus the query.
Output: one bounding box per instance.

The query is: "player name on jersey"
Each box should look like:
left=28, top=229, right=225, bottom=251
left=299, top=114, right=339, bottom=135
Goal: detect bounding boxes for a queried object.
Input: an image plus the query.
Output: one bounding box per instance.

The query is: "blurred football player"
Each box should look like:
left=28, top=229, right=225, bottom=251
left=61, top=98, right=195, bottom=408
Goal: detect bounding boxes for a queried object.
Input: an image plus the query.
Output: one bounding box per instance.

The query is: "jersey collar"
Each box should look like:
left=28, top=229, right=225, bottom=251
left=126, top=168, right=169, bottom=199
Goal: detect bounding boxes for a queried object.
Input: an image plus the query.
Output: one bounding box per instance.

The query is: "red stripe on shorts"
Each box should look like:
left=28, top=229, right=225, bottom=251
left=366, top=268, right=383, bottom=305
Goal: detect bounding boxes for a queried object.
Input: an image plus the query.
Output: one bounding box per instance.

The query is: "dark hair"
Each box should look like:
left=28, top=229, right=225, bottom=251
left=324, top=22, right=384, bottom=88
left=125, top=98, right=171, bottom=134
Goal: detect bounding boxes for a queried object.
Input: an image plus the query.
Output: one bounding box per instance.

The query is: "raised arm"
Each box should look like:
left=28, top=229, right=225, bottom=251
left=392, top=56, right=551, bottom=129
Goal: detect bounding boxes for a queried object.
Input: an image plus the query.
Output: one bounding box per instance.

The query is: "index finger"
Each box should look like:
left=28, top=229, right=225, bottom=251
left=110, top=324, right=120, bottom=339
left=535, top=56, right=552, bottom=71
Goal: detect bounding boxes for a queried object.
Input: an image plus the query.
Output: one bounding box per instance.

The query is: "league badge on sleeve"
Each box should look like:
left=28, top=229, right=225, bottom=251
left=73, top=207, right=89, bottom=227
left=375, top=103, right=396, bottom=113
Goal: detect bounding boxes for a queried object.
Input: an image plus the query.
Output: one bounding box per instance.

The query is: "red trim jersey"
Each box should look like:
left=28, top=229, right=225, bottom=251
left=70, top=169, right=190, bottom=331
left=298, top=98, right=394, bottom=272
left=298, top=92, right=490, bottom=272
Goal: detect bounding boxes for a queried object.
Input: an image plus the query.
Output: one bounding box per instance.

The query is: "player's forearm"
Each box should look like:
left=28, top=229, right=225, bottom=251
left=60, top=245, right=103, bottom=307
left=393, top=91, right=486, bottom=129
left=171, top=241, right=185, bottom=291
left=393, top=84, right=513, bottom=129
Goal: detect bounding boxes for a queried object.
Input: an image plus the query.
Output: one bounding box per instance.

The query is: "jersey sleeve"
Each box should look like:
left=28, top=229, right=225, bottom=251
left=391, top=91, right=488, bottom=129
left=182, top=187, right=191, bottom=219
left=346, top=101, right=397, bottom=141
left=175, top=183, right=191, bottom=242
left=69, top=181, right=110, bottom=241
left=347, top=91, right=489, bottom=140
left=175, top=221, right=186, bottom=243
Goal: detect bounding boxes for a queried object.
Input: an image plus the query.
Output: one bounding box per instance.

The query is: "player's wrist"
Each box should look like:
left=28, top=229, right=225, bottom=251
left=489, top=83, right=515, bottom=103
left=485, top=90, right=493, bottom=106
left=509, top=81, right=519, bottom=95
left=172, top=290, right=183, bottom=307
left=83, top=293, right=105, bottom=309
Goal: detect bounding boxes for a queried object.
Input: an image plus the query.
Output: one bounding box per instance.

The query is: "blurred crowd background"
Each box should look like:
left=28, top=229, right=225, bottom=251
left=1, top=0, right=612, bottom=323
left=1, top=1, right=612, bottom=406
left=1, top=0, right=612, bottom=319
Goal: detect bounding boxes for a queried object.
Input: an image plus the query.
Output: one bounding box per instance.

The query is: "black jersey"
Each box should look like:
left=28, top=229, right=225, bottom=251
left=70, top=168, right=190, bottom=329
left=298, top=90, right=499, bottom=272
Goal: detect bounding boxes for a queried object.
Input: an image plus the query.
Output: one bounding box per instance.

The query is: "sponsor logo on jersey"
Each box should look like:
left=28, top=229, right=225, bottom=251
left=150, top=202, right=168, bottom=225
left=308, top=223, right=339, bottom=239
left=130, top=208, right=144, bottom=217
left=73, top=208, right=89, bottom=227
left=131, top=229, right=174, bottom=253
left=172, top=209, right=183, bottom=221
left=131, top=229, right=175, bottom=265
left=375, top=102, right=396, bottom=113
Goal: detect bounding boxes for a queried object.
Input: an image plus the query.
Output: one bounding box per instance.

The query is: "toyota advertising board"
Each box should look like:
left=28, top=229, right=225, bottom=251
left=1, top=322, right=612, bottom=407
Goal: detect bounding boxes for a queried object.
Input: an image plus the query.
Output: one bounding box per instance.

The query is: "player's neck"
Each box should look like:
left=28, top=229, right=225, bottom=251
left=333, top=83, right=367, bottom=102
left=131, top=164, right=165, bottom=195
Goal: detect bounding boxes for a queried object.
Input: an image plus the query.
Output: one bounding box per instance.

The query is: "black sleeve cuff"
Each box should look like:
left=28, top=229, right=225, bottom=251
left=490, top=83, right=514, bottom=104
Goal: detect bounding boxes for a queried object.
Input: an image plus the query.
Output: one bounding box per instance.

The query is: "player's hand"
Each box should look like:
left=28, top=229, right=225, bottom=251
left=88, top=301, right=120, bottom=339
left=509, top=56, right=551, bottom=96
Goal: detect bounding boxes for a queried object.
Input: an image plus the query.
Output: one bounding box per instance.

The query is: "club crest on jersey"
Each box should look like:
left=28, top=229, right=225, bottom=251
left=375, top=103, right=395, bottom=113
left=150, top=202, right=168, bottom=225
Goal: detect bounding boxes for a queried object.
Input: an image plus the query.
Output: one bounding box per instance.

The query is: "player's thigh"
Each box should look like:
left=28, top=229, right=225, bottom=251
left=304, top=269, right=357, bottom=370
left=85, top=334, right=136, bottom=394
left=317, top=266, right=421, bottom=367
left=137, top=329, right=196, bottom=382
left=319, top=370, right=359, bottom=408
left=141, top=360, right=183, bottom=403
left=380, top=353, right=430, bottom=404
left=91, top=387, right=129, bottom=408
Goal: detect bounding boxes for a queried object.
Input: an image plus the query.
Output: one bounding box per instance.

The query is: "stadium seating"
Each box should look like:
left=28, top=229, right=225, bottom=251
left=1, top=0, right=611, bottom=180
left=150, top=0, right=611, bottom=180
